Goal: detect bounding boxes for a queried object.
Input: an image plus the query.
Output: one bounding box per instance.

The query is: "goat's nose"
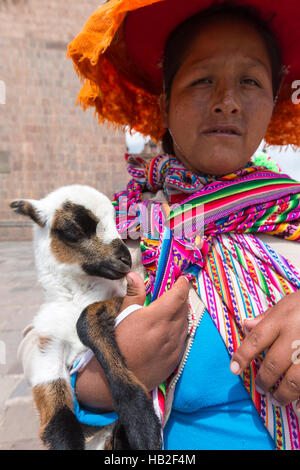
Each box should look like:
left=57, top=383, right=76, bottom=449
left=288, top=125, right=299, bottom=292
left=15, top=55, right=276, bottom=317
left=120, top=255, right=131, bottom=267
left=115, top=242, right=132, bottom=268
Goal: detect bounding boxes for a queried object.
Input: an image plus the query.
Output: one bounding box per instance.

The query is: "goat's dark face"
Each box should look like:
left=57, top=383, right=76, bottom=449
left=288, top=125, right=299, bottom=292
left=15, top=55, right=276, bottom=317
left=50, top=201, right=132, bottom=280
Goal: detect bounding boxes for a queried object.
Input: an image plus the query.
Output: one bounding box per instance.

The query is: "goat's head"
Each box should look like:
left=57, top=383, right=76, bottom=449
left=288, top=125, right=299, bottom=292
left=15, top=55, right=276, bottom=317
left=10, top=185, right=132, bottom=280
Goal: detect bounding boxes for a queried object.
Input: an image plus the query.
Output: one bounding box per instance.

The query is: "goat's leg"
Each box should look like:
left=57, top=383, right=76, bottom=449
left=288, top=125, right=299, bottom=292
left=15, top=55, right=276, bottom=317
left=30, top=337, right=85, bottom=450
left=76, top=299, right=162, bottom=450
left=33, top=378, right=84, bottom=450
left=112, top=420, right=132, bottom=450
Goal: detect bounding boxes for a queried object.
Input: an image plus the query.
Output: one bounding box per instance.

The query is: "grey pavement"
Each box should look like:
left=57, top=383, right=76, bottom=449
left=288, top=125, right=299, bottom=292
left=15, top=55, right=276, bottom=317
left=0, top=241, right=44, bottom=450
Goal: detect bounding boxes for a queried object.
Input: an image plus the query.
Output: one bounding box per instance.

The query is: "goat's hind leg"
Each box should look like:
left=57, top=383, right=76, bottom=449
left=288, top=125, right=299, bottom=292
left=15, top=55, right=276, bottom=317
left=33, top=378, right=84, bottom=450
left=77, top=299, right=162, bottom=450
left=31, top=337, right=85, bottom=450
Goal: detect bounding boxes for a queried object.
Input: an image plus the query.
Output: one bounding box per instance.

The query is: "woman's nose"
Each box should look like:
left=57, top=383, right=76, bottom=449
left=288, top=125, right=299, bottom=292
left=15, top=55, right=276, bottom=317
left=211, top=84, right=241, bottom=116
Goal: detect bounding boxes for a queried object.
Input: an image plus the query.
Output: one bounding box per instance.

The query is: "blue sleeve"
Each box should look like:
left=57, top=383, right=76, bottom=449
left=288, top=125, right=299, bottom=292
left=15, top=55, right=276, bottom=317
left=70, top=370, right=118, bottom=427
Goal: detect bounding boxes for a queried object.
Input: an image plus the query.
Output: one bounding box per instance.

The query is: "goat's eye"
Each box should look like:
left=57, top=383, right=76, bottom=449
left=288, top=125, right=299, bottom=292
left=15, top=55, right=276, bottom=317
left=53, top=220, right=84, bottom=243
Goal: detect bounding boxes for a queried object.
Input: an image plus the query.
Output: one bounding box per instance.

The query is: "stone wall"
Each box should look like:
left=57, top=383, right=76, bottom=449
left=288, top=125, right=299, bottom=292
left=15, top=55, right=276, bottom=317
left=0, top=0, right=127, bottom=241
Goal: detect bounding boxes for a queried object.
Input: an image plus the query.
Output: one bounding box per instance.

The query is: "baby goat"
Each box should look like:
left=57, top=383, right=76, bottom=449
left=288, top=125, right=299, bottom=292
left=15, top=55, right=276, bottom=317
left=11, top=184, right=161, bottom=450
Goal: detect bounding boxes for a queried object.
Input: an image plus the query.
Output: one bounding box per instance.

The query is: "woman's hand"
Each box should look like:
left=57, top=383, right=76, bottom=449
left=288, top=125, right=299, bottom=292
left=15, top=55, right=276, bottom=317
left=75, top=272, right=190, bottom=411
left=230, top=290, right=300, bottom=410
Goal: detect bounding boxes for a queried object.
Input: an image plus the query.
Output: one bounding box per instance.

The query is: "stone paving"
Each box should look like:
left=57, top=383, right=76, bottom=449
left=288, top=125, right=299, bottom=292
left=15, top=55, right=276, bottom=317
left=0, top=241, right=44, bottom=450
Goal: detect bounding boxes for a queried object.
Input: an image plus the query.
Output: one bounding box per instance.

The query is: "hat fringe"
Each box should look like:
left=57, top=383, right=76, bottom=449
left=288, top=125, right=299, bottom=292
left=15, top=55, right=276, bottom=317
left=265, top=98, right=300, bottom=147
left=67, top=0, right=161, bottom=67
left=74, top=53, right=164, bottom=140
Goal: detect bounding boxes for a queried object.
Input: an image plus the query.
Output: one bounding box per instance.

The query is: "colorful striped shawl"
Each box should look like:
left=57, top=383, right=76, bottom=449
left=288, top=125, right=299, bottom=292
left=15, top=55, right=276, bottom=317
left=113, top=153, right=300, bottom=450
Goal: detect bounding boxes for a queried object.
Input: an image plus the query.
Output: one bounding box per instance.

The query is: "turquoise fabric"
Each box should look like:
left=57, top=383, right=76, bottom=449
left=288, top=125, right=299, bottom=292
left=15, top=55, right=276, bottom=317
left=163, top=311, right=275, bottom=450
left=71, top=370, right=118, bottom=426
left=71, top=310, right=275, bottom=450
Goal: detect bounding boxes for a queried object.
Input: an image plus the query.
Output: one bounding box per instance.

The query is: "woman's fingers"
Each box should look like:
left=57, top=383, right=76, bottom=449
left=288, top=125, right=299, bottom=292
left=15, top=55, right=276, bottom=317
left=243, top=309, right=271, bottom=331
left=120, top=272, right=146, bottom=311
left=230, top=311, right=280, bottom=376
left=121, top=273, right=190, bottom=322
left=272, top=362, right=300, bottom=407
left=254, top=335, right=294, bottom=394
left=230, top=292, right=300, bottom=407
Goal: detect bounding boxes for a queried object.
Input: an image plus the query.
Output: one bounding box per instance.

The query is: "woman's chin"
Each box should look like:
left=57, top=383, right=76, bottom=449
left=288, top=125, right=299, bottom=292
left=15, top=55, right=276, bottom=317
left=188, top=147, right=249, bottom=176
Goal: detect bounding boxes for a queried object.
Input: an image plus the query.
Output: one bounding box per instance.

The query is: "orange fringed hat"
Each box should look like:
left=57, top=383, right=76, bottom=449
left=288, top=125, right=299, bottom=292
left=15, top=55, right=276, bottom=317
left=67, top=0, right=300, bottom=147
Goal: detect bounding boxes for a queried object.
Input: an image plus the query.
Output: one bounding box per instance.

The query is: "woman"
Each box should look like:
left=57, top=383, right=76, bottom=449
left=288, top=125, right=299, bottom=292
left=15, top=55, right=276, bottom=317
left=67, top=0, right=300, bottom=450
left=22, top=0, right=300, bottom=450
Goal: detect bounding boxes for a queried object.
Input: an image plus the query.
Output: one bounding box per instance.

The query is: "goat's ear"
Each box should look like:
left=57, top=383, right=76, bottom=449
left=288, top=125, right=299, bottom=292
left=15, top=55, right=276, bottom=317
left=10, top=199, right=46, bottom=227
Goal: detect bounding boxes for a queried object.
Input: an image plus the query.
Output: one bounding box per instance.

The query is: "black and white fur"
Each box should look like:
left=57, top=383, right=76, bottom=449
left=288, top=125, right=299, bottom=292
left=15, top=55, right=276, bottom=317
left=11, top=184, right=161, bottom=450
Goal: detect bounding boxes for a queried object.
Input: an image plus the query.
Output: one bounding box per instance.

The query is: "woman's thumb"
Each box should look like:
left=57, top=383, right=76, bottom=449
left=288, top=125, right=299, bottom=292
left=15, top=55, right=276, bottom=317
left=121, top=271, right=146, bottom=311
left=152, top=276, right=190, bottom=317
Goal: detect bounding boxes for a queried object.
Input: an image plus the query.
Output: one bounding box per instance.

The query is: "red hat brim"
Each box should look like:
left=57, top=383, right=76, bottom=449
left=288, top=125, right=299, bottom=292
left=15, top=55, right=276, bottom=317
left=124, top=0, right=300, bottom=91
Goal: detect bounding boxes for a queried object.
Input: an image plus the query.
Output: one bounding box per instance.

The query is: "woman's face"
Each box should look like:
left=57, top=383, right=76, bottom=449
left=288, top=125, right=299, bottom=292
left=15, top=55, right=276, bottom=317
left=161, top=16, right=275, bottom=175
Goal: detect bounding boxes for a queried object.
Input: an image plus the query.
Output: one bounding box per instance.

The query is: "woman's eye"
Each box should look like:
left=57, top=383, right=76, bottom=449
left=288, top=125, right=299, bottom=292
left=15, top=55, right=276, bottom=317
left=241, top=78, right=260, bottom=87
left=190, top=78, right=212, bottom=87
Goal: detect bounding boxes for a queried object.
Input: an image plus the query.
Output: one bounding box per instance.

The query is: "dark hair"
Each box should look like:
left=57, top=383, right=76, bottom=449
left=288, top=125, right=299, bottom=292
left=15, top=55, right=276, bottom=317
left=162, top=2, right=283, bottom=154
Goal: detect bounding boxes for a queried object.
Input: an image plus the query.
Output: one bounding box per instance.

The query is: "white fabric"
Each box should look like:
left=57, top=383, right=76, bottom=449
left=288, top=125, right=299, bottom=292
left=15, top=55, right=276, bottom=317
left=114, top=304, right=143, bottom=328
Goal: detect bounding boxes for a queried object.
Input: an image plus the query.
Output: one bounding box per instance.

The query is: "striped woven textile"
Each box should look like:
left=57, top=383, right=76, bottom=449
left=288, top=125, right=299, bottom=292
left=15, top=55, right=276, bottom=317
left=113, top=153, right=300, bottom=450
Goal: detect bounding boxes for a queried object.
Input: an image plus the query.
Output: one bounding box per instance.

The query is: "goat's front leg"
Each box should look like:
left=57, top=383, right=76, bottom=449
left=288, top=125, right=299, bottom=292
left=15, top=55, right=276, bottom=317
left=30, top=337, right=85, bottom=450
left=76, top=298, right=162, bottom=450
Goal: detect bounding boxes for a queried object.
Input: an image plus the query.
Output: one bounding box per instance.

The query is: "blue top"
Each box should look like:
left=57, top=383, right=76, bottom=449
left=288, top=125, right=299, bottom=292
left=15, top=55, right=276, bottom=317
left=71, top=310, right=275, bottom=450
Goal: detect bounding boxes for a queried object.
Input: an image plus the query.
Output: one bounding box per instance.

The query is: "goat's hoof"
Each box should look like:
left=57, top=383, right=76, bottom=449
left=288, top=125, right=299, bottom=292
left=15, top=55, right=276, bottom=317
left=127, top=416, right=162, bottom=450
left=117, top=392, right=162, bottom=450
left=42, top=407, right=85, bottom=450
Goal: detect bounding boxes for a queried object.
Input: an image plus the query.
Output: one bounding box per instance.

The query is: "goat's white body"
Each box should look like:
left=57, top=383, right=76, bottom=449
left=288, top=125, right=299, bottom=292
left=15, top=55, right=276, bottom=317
left=24, top=185, right=127, bottom=387
left=30, top=277, right=126, bottom=387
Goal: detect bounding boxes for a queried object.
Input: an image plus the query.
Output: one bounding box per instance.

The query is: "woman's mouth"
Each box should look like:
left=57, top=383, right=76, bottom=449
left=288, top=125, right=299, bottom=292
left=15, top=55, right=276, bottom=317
left=202, top=125, right=242, bottom=138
